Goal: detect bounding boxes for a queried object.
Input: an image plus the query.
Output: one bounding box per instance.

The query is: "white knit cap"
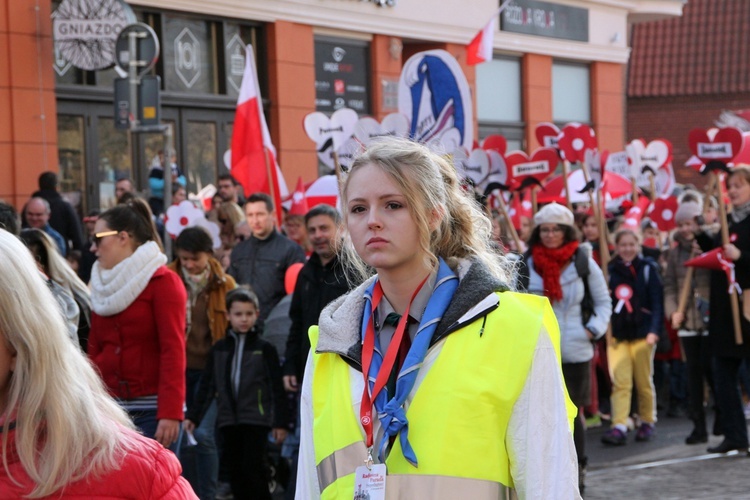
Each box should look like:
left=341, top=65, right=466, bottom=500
left=534, top=202, right=574, bottom=227
left=674, top=201, right=703, bottom=223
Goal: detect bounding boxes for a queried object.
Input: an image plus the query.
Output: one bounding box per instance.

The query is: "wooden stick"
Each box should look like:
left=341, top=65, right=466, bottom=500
left=263, top=146, right=282, bottom=227
left=598, top=193, right=611, bottom=282
left=494, top=191, right=523, bottom=252
left=561, top=160, right=573, bottom=211
left=531, top=187, right=538, bottom=215
left=676, top=267, right=695, bottom=321
left=713, top=171, right=743, bottom=345
left=580, top=161, right=607, bottom=281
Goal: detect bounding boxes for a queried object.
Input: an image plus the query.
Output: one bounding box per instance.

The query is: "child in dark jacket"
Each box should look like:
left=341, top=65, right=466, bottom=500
left=185, top=288, right=288, bottom=500
left=602, top=228, right=664, bottom=447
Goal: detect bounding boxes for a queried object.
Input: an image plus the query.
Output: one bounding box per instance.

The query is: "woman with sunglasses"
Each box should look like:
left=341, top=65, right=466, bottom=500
left=88, top=198, right=187, bottom=451
left=297, top=138, right=579, bottom=499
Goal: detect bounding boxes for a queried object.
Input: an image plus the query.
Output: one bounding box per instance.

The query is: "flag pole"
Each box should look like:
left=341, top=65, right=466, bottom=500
left=562, top=160, right=573, bottom=210
left=263, top=147, right=281, bottom=227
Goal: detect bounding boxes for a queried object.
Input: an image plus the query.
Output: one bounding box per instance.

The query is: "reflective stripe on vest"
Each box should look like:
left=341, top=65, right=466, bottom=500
left=309, top=291, right=571, bottom=499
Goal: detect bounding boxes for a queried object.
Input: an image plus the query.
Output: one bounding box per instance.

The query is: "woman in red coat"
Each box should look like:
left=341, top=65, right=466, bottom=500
left=0, top=228, right=196, bottom=498
left=88, top=198, right=187, bottom=450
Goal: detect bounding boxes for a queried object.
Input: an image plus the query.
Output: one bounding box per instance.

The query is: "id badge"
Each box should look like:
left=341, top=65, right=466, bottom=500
left=353, top=464, right=386, bottom=500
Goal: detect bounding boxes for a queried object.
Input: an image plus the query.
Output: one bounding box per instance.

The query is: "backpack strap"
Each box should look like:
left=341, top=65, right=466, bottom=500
left=575, top=248, right=595, bottom=325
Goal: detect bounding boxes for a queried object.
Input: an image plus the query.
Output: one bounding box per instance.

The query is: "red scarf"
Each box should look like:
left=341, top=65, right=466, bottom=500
left=531, top=241, right=579, bottom=303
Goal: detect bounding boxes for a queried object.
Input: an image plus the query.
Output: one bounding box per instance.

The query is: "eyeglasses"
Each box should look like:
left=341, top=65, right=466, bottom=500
left=92, top=230, right=119, bottom=246
left=539, top=226, right=564, bottom=235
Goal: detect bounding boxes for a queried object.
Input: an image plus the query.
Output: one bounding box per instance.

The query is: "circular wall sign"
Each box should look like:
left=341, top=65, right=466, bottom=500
left=52, top=0, right=136, bottom=71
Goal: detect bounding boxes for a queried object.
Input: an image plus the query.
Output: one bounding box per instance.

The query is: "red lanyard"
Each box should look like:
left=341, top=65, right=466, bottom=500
left=359, top=278, right=427, bottom=448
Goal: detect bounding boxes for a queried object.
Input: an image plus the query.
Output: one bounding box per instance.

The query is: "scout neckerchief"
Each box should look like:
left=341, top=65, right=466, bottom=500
left=360, top=258, right=459, bottom=466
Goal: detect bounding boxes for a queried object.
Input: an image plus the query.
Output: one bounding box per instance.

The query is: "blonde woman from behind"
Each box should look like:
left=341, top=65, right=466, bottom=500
left=0, top=229, right=197, bottom=499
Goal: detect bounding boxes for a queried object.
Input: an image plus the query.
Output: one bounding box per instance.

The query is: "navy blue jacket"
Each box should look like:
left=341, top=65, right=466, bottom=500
left=608, top=255, right=664, bottom=340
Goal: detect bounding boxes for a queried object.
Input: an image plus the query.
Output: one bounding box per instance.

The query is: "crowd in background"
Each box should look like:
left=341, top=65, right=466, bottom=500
left=1, top=161, right=749, bottom=498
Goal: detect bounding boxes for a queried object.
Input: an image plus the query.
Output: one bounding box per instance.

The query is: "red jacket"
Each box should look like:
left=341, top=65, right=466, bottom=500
left=89, top=266, right=187, bottom=421
left=0, top=426, right=197, bottom=498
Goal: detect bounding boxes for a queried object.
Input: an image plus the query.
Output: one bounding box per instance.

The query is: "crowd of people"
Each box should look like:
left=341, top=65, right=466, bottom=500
left=0, top=141, right=749, bottom=499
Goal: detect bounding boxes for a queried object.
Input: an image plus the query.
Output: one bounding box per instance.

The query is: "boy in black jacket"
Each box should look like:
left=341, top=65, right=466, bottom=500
left=185, top=288, right=288, bottom=500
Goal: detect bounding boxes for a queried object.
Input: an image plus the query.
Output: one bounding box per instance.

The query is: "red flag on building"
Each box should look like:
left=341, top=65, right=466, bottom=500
left=231, top=44, right=286, bottom=223
left=466, top=0, right=511, bottom=65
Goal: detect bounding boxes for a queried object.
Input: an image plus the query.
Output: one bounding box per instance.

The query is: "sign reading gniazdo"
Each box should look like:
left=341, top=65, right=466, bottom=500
left=501, top=0, right=589, bottom=42
left=52, top=0, right=136, bottom=71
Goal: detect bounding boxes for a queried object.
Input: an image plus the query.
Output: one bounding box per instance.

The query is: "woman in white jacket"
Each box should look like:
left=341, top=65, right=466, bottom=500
left=519, top=203, right=612, bottom=495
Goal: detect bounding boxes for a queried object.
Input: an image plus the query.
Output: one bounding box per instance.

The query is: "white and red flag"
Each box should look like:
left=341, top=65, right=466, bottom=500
left=466, top=0, right=511, bottom=65
left=231, top=44, right=288, bottom=223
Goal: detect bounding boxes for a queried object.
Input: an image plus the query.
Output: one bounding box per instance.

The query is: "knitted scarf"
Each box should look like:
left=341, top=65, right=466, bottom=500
left=531, top=240, right=579, bottom=303
left=90, top=241, right=167, bottom=316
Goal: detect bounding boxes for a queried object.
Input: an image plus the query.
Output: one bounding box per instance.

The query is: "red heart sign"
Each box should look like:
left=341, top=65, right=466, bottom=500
left=505, top=148, right=559, bottom=190
left=482, top=135, right=507, bottom=156
left=558, top=124, right=598, bottom=164
left=535, top=123, right=561, bottom=149
left=648, top=196, right=678, bottom=232
left=688, top=127, right=743, bottom=164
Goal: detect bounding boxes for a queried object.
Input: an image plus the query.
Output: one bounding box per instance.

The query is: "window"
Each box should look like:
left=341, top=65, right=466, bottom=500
left=552, top=61, right=590, bottom=123
left=476, top=56, right=524, bottom=151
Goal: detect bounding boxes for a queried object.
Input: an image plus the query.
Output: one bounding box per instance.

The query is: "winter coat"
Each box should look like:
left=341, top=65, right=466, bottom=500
left=607, top=255, right=664, bottom=341
left=663, top=233, right=711, bottom=333
left=227, top=230, right=306, bottom=322
left=522, top=247, right=612, bottom=363
left=696, top=213, right=750, bottom=357
left=0, top=425, right=197, bottom=499
left=88, top=267, right=187, bottom=421
left=168, top=257, right=236, bottom=369
left=284, top=252, right=351, bottom=381
left=188, top=329, right=288, bottom=430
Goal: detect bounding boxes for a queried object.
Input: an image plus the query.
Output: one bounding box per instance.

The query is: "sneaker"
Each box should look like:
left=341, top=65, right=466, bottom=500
left=585, top=413, right=602, bottom=429
left=601, top=428, right=627, bottom=446
left=635, top=423, right=655, bottom=442
left=685, top=429, right=708, bottom=445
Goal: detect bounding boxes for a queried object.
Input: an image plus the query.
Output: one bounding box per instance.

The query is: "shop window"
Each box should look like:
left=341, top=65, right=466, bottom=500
left=552, top=61, right=590, bottom=123
left=57, top=115, right=86, bottom=216
left=477, top=57, right=524, bottom=151
left=162, top=15, right=216, bottom=94
left=314, top=37, right=370, bottom=114
left=477, top=57, right=522, bottom=123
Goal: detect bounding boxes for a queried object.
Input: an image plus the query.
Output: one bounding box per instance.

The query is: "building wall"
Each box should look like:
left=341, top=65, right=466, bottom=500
left=0, top=0, right=684, bottom=209
left=627, top=93, right=750, bottom=187
left=0, top=0, right=58, bottom=207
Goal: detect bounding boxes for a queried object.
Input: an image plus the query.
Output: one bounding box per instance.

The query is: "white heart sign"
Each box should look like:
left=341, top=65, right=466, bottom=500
left=640, top=140, right=670, bottom=171
left=457, top=148, right=490, bottom=190
left=354, top=114, right=410, bottom=146
left=304, top=108, right=359, bottom=170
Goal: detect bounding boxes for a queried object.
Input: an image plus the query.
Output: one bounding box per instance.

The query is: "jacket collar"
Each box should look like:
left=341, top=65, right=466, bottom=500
left=168, top=256, right=228, bottom=292
left=316, top=259, right=509, bottom=369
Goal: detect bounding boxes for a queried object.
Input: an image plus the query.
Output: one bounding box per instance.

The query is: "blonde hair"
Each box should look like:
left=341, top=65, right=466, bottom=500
left=219, top=202, right=245, bottom=228
left=20, top=228, right=91, bottom=323
left=341, top=137, right=512, bottom=284
left=0, top=230, right=136, bottom=497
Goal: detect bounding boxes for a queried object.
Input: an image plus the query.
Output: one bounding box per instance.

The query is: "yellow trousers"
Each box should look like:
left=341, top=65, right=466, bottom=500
left=607, top=338, right=657, bottom=427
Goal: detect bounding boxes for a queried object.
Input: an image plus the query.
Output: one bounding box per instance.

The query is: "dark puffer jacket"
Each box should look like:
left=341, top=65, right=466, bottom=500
left=608, top=255, right=664, bottom=341
left=188, top=328, right=288, bottom=430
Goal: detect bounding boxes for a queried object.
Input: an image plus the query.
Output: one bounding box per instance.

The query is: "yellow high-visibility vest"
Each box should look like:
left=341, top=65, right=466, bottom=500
left=309, top=291, right=574, bottom=499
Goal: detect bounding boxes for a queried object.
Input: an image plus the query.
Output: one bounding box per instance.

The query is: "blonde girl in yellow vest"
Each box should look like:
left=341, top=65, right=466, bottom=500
left=296, top=137, right=580, bottom=499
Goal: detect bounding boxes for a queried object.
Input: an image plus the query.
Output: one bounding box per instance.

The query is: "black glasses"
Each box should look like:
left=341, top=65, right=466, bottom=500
left=92, top=230, right=118, bottom=246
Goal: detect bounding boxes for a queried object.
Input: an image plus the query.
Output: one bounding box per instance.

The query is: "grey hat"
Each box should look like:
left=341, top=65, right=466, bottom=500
left=534, top=202, right=574, bottom=227
left=674, top=201, right=703, bottom=223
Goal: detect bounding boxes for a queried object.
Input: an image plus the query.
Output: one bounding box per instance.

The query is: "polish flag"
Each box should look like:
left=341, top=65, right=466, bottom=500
left=231, top=44, right=288, bottom=224
left=467, top=0, right=511, bottom=66
left=289, top=177, right=310, bottom=216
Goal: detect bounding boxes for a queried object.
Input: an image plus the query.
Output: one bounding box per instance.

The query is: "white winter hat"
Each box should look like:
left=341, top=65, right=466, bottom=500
left=534, top=202, right=574, bottom=227
left=674, top=201, right=703, bottom=223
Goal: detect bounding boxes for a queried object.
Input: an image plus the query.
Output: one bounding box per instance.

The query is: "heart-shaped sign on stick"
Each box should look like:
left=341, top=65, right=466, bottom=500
left=557, top=123, right=597, bottom=164
left=482, top=135, right=507, bottom=156
left=688, top=127, right=743, bottom=169
left=304, top=108, right=359, bottom=170
left=639, top=139, right=672, bottom=173
left=505, top=148, right=559, bottom=190
left=485, top=150, right=512, bottom=192
left=535, top=122, right=561, bottom=149
left=353, top=113, right=410, bottom=146
left=456, top=148, right=491, bottom=191
left=336, top=137, right=365, bottom=173
left=626, top=139, right=646, bottom=178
